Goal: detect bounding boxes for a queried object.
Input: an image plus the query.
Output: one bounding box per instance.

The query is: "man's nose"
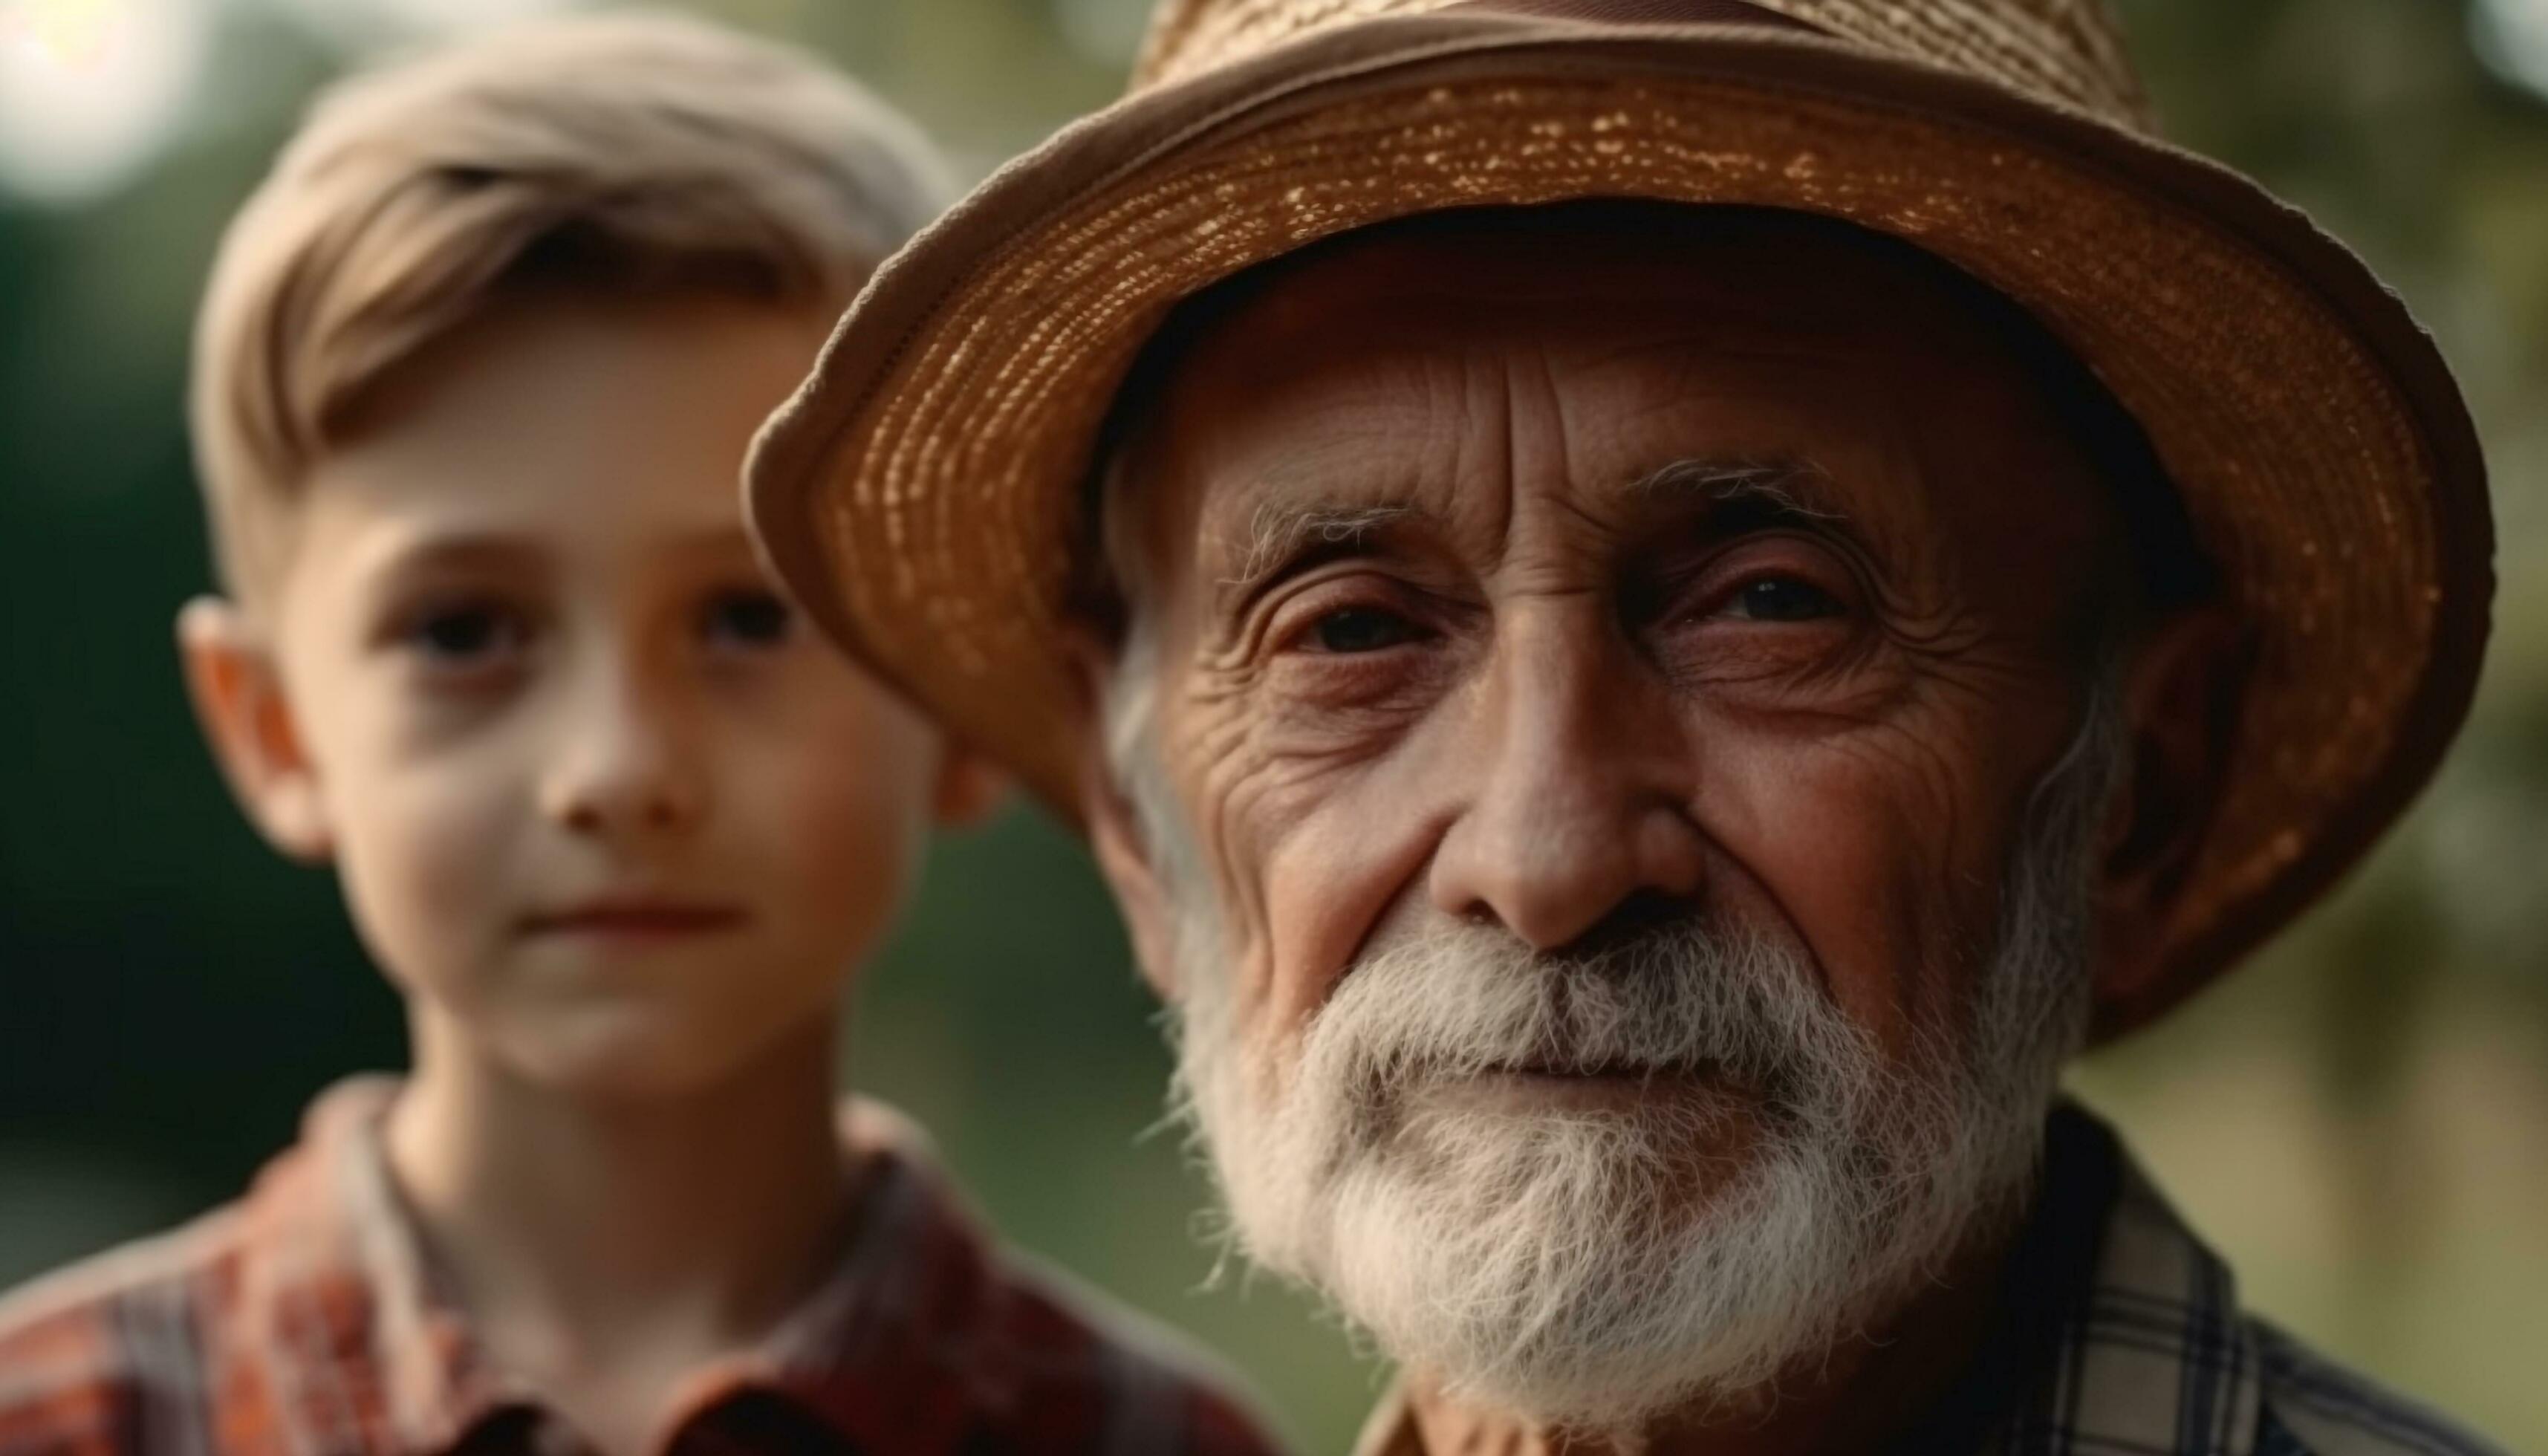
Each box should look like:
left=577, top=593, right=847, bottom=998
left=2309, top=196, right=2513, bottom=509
left=1426, top=616, right=1708, bottom=951
left=537, top=651, right=708, bottom=840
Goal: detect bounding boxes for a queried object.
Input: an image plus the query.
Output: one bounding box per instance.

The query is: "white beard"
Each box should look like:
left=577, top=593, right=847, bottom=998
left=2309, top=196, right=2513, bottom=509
left=1143, top=694, right=2119, bottom=1433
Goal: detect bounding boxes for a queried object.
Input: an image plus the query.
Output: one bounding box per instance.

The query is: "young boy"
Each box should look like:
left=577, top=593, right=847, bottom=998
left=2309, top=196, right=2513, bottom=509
left=0, top=16, right=1278, bottom=1456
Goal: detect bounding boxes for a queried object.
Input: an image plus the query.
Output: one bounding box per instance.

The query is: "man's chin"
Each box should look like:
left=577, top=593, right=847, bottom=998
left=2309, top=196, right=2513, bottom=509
left=1225, top=1084, right=1904, bottom=1424
left=1315, top=1168, right=1843, bottom=1434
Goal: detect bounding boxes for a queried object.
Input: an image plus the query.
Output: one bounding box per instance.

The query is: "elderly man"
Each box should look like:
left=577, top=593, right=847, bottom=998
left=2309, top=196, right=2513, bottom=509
left=748, top=1, right=2503, bottom=1452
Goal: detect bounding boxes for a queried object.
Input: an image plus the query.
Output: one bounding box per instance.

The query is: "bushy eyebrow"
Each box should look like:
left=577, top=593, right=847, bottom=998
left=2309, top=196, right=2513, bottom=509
left=1626, top=458, right=1845, bottom=523
left=1215, top=500, right=1416, bottom=599
left=1205, top=458, right=1853, bottom=607
left=1624, top=456, right=1889, bottom=566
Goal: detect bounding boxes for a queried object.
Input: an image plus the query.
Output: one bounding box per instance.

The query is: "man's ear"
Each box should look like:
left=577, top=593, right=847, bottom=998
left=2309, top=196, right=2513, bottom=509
left=2091, top=603, right=2249, bottom=1009
left=177, top=597, right=333, bottom=863
left=1066, top=631, right=1185, bottom=1007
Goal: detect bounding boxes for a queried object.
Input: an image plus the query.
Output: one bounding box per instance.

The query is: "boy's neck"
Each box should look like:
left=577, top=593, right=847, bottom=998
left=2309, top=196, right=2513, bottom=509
left=384, top=1009, right=859, bottom=1377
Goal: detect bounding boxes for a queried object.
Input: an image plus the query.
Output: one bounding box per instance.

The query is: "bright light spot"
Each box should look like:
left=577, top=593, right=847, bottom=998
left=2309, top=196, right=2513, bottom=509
left=261, top=0, right=582, bottom=51
left=2474, top=0, right=2548, bottom=98
left=0, top=0, right=213, bottom=202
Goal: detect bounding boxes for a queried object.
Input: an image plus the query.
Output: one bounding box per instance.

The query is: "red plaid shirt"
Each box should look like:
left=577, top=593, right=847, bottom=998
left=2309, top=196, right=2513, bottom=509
left=0, top=1079, right=1281, bottom=1456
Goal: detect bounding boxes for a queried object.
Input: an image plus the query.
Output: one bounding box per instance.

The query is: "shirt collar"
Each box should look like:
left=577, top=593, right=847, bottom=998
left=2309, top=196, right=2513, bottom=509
left=233, top=1077, right=510, bottom=1455
left=234, top=1078, right=1024, bottom=1456
left=1351, top=1105, right=2266, bottom=1456
left=2003, top=1107, right=2264, bottom=1456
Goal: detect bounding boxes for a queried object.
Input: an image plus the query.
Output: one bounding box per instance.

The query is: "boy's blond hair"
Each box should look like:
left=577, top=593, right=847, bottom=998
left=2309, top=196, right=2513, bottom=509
left=191, top=10, right=949, bottom=608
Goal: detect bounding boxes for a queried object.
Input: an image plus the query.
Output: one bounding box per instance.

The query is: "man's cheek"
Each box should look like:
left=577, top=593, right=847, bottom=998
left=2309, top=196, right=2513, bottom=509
left=1251, top=818, right=1421, bottom=1044
left=1235, top=752, right=1450, bottom=1033
left=1701, top=735, right=1972, bottom=1058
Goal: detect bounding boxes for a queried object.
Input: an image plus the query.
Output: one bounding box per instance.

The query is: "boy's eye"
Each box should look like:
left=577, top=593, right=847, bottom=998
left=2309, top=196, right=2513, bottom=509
left=1719, top=576, right=1843, bottom=623
left=1307, top=605, right=1421, bottom=654
left=405, top=601, right=531, bottom=663
left=701, top=588, right=793, bottom=649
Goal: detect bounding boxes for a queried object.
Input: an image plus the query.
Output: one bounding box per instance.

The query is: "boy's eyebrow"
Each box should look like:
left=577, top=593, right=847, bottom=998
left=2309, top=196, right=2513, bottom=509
left=359, top=523, right=764, bottom=576
left=354, top=529, right=551, bottom=583
left=652, top=523, right=767, bottom=562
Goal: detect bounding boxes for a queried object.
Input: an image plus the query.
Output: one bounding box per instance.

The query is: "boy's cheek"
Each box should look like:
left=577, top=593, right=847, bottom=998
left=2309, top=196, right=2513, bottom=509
left=329, top=756, right=522, bottom=1002
left=749, top=720, right=940, bottom=966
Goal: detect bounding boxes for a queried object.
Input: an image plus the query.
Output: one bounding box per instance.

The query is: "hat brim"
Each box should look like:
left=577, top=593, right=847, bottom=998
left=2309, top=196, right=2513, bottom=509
left=746, top=13, right=2490, bottom=1041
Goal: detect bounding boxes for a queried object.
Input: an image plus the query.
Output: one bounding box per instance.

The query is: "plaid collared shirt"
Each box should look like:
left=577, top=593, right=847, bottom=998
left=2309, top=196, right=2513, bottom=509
left=1350, top=1105, right=2506, bottom=1456
left=0, top=1079, right=1281, bottom=1456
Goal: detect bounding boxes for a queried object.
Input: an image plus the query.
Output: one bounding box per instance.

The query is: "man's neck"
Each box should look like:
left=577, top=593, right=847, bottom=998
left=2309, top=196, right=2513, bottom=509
left=1400, top=1228, right=2017, bottom=1456
left=384, top=1009, right=857, bottom=1435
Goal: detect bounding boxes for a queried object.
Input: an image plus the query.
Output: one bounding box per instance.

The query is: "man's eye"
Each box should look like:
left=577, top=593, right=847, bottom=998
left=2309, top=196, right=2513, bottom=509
left=1307, top=606, right=1420, bottom=654
left=406, top=602, right=529, bottom=663
left=701, top=588, right=793, bottom=649
left=1721, top=576, right=1842, bottom=623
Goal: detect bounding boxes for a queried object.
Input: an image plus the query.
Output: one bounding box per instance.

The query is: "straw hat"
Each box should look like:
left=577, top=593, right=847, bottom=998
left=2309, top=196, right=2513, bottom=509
left=746, top=0, right=2491, bottom=1038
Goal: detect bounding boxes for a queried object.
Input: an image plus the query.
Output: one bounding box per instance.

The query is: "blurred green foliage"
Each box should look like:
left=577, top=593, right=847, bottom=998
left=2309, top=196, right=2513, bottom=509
left=1, top=1, right=2543, bottom=1452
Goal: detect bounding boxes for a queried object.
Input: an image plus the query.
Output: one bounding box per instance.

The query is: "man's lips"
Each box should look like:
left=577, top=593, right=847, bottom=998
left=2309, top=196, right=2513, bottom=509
left=1426, top=1059, right=1728, bottom=1111
left=1481, top=1057, right=1719, bottom=1082
left=517, top=898, right=749, bottom=940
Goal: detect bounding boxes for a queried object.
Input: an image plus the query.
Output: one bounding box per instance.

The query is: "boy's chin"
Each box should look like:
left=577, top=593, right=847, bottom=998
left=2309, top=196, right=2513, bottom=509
left=482, top=1001, right=835, bottom=1102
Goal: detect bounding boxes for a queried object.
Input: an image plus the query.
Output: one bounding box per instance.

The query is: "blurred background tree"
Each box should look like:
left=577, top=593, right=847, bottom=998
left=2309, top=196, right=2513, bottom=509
left=1, top=0, right=2541, bottom=1450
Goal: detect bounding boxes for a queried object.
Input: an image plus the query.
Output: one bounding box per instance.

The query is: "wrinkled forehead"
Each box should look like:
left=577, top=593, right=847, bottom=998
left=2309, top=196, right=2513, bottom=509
left=1108, top=204, right=2116, bottom=589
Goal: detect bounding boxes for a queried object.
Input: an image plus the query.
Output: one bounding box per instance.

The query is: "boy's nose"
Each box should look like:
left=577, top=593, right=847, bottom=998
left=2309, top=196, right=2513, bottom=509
left=539, top=669, right=708, bottom=839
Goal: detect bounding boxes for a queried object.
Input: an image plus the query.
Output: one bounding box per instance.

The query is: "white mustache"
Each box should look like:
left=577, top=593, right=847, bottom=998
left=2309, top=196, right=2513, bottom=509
left=1296, top=914, right=1872, bottom=1131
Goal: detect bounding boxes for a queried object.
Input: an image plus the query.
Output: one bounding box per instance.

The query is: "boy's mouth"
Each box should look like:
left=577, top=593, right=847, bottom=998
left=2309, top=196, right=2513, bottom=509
left=519, top=896, right=749, bottom=940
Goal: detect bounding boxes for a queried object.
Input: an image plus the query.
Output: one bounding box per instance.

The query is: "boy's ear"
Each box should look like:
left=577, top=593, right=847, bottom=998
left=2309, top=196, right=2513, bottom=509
left=928, top=741, right=1007, bottom=828
left=1065, top=631, right=1184, bottom=1006
left=2090, top=602, right=2249, bottom=1012
left=177, top=597, right=333, bottom=863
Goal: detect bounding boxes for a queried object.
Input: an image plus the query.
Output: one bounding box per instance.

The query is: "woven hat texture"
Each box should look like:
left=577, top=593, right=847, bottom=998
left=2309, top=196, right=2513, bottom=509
left=746, top=0, right=2491, bottom=1039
